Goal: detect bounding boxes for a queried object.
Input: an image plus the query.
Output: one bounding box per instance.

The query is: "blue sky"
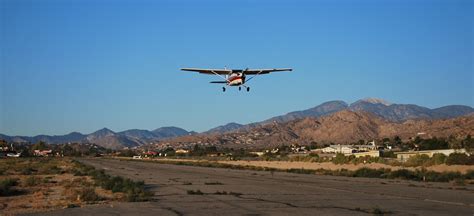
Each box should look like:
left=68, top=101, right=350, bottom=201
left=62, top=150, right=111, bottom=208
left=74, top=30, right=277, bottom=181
left=1, top=0, right=473, bottom=136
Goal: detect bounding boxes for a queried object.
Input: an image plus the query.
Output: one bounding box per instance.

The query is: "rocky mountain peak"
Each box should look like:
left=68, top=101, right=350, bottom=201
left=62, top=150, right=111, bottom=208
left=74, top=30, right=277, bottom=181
left=355, top=98, right=392, bottom=106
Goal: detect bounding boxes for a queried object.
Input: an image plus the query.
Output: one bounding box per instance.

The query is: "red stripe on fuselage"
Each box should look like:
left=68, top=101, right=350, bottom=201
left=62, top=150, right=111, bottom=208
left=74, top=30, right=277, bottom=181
left=228, top=76, right=242, bottom=82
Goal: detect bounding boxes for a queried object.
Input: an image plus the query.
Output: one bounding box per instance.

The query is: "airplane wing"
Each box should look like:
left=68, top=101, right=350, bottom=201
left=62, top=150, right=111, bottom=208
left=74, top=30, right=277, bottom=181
left=243, top=68, right=292, bottom=75
left=181, top=68, right=232, bottom=75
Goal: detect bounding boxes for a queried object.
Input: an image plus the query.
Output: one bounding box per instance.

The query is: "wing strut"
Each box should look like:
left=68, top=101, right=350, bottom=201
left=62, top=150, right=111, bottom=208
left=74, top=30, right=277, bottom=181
left=245, top=70, right=265, bottom=83
left=209, top=70, right=228, bottom=81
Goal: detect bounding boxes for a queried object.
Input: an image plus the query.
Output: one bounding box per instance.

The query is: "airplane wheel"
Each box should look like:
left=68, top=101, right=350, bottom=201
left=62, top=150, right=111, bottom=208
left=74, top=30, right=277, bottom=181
left=222, top=87, right=226, bottom=92
left=239, top=87, right=241, bottom=91
left=247, top=87, right=250, bottom=92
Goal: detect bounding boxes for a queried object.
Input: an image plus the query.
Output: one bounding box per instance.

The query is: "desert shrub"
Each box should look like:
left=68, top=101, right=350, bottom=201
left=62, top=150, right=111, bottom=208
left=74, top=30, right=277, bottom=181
left=352, top=168, right=387, bottom=178
left=336, top=168, right=352, bottom=177
left=204, top=181, right=223, bottom=185
left=23, top=176, right=42, bottom=187
left=419, top=170, right=462, bottom=182
left=464, top=170, right=474, bottom=179
left=77, top=187, right=101, bottom=202
left=71, top=160, right=152, bottom=202
left=0, top=178, right=19, bottom=196
left=38, top=164, right=63, bottom=175
left=388, top=169, right=419, bottom=180
left=287, top=168, right=315, bottom=174
left=187, top=189, right=204, bottom=195
left=20, top=167, right=36, bottom=175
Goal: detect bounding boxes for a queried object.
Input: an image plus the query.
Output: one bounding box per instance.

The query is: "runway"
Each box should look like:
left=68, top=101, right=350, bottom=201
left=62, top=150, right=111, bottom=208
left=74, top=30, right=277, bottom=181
left=32, top=158, right=474, bottom=215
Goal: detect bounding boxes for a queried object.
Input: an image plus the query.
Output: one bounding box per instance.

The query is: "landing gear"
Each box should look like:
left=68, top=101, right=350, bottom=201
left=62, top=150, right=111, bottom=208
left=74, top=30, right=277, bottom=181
left=238, top=87, right=241, bottom=91
left=246, top=87, right=250, bottom=92
left=222, top=87, right=226, bottom=92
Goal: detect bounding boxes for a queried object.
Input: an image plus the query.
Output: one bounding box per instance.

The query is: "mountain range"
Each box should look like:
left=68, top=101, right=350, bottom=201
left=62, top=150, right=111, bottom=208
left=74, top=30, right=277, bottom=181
left=157, top=110, right=474, bottom=149
left=1, top=98, right=473, bottom=149
left=203, top=98, right=474, bottom=134
left=0, top=127, right=195, bottom=150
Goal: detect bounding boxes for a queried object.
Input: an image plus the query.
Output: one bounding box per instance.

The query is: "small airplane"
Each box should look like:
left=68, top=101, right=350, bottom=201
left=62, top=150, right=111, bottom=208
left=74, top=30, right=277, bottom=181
left=6, top=152, right=21, bottom=157
left=181, top=67, right=292, bottom=92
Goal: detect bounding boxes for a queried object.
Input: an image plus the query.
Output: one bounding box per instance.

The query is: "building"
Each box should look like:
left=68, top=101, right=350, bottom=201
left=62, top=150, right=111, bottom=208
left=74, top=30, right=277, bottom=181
left=322, top=145, right=355, bottom=154
left=250, top=152, right=265, bottom=156
left=345, top=151, right=380, bottom=158
left=175, top=149, right=189, bottom=154
left=394, top=149, right=467, bottom=162
left=143, top=151, right=158, bottom=157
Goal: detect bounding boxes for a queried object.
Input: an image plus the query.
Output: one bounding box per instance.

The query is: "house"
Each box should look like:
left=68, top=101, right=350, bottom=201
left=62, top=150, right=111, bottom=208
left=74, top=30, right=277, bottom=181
left=321, top=147, right=336, bottom=153
left=175, top=149, right=189, bottom=154
left=143, top=151, right=158, bottom=157
left=34, top=149, right=53, bottom=157
left=394, top=149, right=467, bottom=162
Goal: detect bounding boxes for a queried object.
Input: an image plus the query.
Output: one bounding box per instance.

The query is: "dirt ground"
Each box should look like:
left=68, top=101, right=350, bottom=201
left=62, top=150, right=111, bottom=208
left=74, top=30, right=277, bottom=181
left=142, top=157, right=474, bottom=173
left=26, top=157, right=474, bottom=216
left=0, top=158, right=118, bottom=216
left=216, top=160, right=474, bottom=174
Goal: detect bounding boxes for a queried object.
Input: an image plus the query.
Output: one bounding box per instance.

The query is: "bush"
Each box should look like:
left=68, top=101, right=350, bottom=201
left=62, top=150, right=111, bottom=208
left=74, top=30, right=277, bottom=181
left=406, top=154, right=431, bottom=166
left=446, top=153, right=474, bottom=165
left=380, top=151, right=396, bottom=158
left=77, top=187, right=101, bottom=202
left=430, top=153, right=447, bottom=165
left=388, top=169, right=419, bottom=180
left=72, top=161, right=152, bottom=202
left=352, top=168, right=386, bottom=178
left=420, top=170, right=462, bottom=182
left=332, top=153, right=350, bottom=164
left=0, top=178, right=19, bottom=196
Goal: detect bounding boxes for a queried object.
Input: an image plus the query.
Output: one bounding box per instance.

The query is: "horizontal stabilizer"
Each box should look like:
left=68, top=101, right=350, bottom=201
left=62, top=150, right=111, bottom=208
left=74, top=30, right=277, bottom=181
left=210, top=81, right=227, bottom=84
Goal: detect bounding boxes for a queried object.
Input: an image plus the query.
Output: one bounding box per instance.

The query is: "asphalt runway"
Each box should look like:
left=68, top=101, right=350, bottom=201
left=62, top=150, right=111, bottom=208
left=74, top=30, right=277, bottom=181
left=31, top=158, right=474, bottom=216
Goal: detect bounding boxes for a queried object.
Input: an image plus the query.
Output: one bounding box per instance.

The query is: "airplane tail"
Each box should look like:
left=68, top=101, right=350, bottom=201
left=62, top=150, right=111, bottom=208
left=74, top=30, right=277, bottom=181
left=210, top=81, right=227, bottom=84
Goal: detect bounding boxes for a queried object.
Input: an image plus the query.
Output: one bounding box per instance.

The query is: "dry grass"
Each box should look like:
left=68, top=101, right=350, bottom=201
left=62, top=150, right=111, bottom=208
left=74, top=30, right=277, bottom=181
left=0, top=158, right=119, bottom=215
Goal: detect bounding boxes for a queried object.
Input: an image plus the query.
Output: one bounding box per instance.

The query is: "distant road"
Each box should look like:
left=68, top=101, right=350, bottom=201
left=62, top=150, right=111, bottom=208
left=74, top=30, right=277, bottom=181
left=32, top=158, right=474, bottom=216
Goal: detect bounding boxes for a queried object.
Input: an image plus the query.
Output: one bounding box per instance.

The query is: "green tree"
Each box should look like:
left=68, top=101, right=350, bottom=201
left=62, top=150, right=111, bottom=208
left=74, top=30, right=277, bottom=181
left=31, top=141, right=48, bottom=150
left=406, top=154, right=430, bottom=166
left=430, top=153, right=447, bottom=165
left=462, top=135, right=473, bottom=153
left=394, top=136, right=402, bottom=145
left=445, top=153, right=470, bottom=165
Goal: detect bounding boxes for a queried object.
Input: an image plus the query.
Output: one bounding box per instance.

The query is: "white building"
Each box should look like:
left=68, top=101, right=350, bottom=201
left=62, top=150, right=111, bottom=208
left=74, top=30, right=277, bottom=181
left=395, top=149, right=467, bottom=162
left=345, top=151, right=380, bottom=158
left=322, top=145, right=355, bottom=154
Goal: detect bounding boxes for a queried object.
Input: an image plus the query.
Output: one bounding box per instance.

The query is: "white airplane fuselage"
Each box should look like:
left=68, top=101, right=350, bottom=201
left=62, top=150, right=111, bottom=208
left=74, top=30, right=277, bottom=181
left=227, top=73, right=245, bottom=86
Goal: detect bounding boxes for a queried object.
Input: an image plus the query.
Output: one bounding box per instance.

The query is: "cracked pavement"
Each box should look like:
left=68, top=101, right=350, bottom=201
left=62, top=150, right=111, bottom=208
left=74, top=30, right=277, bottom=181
left=29, top=158, right=474, bottom=216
